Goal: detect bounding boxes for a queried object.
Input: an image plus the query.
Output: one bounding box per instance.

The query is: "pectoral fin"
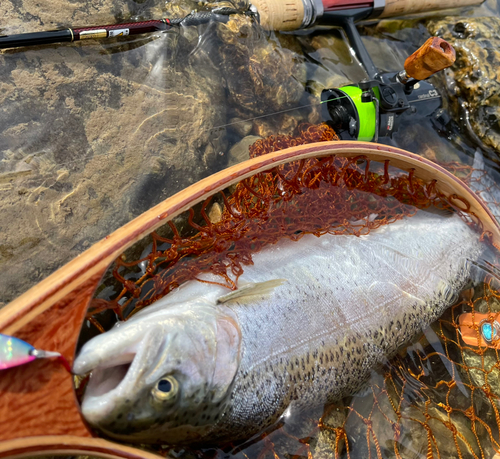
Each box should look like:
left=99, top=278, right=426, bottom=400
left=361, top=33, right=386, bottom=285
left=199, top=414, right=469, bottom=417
left=217, top=279, right=287, bottom=304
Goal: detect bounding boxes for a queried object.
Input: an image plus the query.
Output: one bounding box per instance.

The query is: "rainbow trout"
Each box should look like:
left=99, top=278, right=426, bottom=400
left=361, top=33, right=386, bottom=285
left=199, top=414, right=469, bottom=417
left=74, top=206, right=487, bottom=445
left=74, top=151, right=500, bottom=445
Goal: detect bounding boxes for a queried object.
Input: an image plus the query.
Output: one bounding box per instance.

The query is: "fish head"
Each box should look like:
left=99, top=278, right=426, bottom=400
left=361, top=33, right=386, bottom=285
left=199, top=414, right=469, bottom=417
left=73, top=300, right=241, bottom=444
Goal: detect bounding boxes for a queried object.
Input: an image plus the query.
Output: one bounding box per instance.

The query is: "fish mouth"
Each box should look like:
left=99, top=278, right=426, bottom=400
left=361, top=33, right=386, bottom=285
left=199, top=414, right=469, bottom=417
left=85, top=357, right=135, bottom=398
left=78, top=349, right=142, bottom=426
left=75, top=326, right=165, bottom=425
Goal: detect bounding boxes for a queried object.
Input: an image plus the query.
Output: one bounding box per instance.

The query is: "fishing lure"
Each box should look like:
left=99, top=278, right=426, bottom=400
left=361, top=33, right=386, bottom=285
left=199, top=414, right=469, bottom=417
left=459, top=313, right=500, bottom=349
left=0, top=334, right=71, bottom=372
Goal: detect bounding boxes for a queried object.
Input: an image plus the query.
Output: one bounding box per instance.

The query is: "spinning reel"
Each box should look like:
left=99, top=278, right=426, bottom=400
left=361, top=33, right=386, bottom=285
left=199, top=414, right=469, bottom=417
left=321, top=35, right=456, bottom=142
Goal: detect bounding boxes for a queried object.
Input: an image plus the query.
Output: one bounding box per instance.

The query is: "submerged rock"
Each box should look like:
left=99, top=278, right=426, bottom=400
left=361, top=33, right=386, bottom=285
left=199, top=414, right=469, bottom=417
left=0, top=1, right=228, bottom=303
left=217, top=15, right=307, bottom=117
left=227, top=135, right=262, bottom=166
left=427, top=17, right=500, bottom=152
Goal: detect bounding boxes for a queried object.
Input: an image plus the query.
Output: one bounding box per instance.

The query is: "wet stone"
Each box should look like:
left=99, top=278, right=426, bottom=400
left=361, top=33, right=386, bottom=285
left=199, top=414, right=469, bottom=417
left=310, top=406, right=347, bottom=459
left=227, top=136, right=262, bottom=167
left=208, top=202, right=223, bottom=224
left=252, top=109, right=308, bottom=138
left=0, top=0, right=228, bottom=303
left=462, top=347, right=500, bottom=400
left=228, top=117, right=254, bottom=138
left=216, top=15, right=307, bottom=117
left=427, top=17, right=500, bottom=152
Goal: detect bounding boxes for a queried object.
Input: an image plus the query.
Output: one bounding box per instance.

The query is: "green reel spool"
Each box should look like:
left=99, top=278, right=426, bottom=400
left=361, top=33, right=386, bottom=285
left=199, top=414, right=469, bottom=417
left=321, top=85, right=378, bottom=142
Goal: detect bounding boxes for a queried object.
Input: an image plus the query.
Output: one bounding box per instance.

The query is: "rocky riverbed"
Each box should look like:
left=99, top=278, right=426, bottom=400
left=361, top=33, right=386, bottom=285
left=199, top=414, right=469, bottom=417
left=0, top=0, right=317, bottom=304
left=3, top=1, right=500, bottom=458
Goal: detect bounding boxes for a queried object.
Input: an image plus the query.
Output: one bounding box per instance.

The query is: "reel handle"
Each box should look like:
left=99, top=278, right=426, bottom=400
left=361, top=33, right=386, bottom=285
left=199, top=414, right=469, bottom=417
left=404, top=37, right=456, bottom=80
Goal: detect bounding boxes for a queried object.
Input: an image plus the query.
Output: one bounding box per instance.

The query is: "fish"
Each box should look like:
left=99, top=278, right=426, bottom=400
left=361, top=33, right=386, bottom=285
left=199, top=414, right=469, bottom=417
left=73, top=205, right=488, bottom=445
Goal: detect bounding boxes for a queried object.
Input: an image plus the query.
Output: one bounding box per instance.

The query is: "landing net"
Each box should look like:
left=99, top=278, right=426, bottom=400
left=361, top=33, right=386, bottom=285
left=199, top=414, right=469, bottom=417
left=86, top=122, right=500, bottom=459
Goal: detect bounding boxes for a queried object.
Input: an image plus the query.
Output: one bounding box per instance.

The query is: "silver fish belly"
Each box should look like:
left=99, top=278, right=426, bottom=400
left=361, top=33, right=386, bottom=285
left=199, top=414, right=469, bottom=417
left=74, top=209, right=484, bottom=445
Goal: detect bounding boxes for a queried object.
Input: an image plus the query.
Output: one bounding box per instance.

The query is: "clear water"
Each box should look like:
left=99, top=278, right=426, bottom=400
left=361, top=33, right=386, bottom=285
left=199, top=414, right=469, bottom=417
left=2, top=0, right=500, bottom=457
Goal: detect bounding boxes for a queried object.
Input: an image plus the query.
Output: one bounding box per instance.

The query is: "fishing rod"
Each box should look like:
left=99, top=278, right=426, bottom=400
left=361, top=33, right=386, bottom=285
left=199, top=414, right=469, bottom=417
left=249, top=0, right=485, bottom=31
left=1, top=0, right=484, bottom=50
left=0, top=7, right=246, bottom=50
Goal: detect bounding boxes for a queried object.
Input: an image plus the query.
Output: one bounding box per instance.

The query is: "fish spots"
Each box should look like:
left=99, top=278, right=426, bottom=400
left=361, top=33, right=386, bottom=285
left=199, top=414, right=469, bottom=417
left=89, top=227, right=473, bottom=445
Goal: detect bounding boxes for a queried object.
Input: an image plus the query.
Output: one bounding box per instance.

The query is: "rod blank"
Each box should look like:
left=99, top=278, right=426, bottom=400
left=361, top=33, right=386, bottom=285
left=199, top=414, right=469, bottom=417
left=0, top=18, right=172, bottom=50
left=0, top=29, right=74, bottom=49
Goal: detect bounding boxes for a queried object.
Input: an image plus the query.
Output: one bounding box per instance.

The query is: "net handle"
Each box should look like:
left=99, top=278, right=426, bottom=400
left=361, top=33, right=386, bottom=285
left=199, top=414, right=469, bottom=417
left=0, top=140, right=498, bottom=459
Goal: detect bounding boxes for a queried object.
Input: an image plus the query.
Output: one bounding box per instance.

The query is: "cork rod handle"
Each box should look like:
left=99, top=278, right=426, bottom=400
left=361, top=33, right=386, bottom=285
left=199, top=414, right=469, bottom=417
left=379, top=0, right=484, bottom=19
left=250, top=0, right=305, bottom=31
left=250, top=0, right=484, bottom=31
left=404, top=37, right=456, bottom=80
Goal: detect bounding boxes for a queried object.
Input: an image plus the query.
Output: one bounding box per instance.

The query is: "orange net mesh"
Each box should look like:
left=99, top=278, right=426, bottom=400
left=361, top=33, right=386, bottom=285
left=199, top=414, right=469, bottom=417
left=87, top=122, right=500, bottom=459
left=88, top=123, right=482, bottom=323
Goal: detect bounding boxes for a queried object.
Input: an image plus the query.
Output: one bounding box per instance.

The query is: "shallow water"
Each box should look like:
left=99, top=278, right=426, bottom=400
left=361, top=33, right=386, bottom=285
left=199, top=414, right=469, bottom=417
left=2, top=0, right=500, bottom=457
left=2, top=0, right=499, bottom=305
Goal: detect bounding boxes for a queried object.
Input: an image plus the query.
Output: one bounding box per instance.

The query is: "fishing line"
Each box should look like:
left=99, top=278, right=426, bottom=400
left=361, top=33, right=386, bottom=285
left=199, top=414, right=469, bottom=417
left=208, top=95, right=350, bottom=132
left=2, top=95, right=349, bottom=179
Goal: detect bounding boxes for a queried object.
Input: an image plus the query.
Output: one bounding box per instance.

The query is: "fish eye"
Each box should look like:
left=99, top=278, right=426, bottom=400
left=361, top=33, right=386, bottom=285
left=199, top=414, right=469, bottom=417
left=151, top=375, right=179, bottom=403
